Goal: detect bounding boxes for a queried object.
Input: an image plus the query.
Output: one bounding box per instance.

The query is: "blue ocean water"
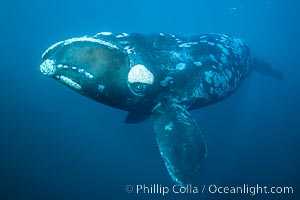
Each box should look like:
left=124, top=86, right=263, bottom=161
left=0, top=0, right=299, bottom=199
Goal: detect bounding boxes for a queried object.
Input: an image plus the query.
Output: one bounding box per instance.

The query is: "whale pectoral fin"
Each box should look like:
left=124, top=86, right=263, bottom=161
left=153, top=103, right=207, bottom=185
left=125, top=112, right=151, bottom=124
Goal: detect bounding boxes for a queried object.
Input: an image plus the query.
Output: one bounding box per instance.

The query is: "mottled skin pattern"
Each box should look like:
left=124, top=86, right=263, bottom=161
left=40, top=32, right=277, bottom=185
left=93, top=33, right=253, bottom=112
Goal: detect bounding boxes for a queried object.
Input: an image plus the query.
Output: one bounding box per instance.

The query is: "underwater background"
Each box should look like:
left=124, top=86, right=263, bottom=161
left=0, top=0, right=299, bottom=199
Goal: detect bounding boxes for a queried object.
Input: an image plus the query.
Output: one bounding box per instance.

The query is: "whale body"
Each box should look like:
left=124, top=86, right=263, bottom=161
left=40, top=32, right=284, bottom=185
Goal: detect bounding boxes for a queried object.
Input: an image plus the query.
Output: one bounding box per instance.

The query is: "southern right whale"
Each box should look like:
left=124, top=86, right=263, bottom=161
left=40, top=32, right=284, bottom=185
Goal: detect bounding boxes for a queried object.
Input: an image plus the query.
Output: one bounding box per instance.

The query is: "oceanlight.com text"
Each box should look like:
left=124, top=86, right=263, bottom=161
left=124, top=184, right=294, bottom=197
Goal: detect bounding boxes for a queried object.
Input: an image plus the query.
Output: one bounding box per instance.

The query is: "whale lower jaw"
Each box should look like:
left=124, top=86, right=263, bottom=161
left=59, top=76, right=81, bottom=90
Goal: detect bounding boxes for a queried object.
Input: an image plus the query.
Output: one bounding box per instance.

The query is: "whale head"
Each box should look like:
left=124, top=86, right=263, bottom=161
left=40, top=37, right=131, bottom=109
left=40, top=37, right=156, bottom=110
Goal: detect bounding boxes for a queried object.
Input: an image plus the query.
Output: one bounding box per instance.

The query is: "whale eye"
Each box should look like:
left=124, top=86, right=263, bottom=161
left=127, top=64, right=154, bottom=96
left=129, top=82, right=148, bottom=96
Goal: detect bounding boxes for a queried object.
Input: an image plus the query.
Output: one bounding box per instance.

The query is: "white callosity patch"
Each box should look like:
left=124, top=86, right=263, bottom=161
left=217, top=43, right=229, bottom=55
left=205, top=70, right=214, bottom=84
left=165, top=122, right=173, bottom=131
left=96, top=32, right=112, bottom=36
left=75, top=68, right=93, bottom=79
left=232, top=38, right=245, bottom=58
left=220, top=54, right=228, bottom=64
left=190, top=82, right=206, bottom=99
left=209, top=54, right=218, bottom=62
left=60, top=76, right=81, bottom=90
left=160, top=76, right=173, bottom=87
left=41, top=37, right=119, bottom=60
left=221, top=34, right=229, bottom=40
left=226, top=69, right=233, bottom=79
left=128, top=64, right=154, bottom=85
left=178, top=42, right=198, bottom=48
left=40, top=59, right=56, bottom=77
left=116, top=33, right=129, bottom=38
left=192, top=85, right=206, bottom=98
left=205, top=77, right=211, bottom=84
left=64, top=37, right=118, bottom=49
left=85, top=71, right=94, bottom=79
left=203, top=68, right=233, bottom=97
left=213, top=73, right=225, bottom=88
left=98, top=85, right=105, bottom=92
left=41, top=41, right=64, bottom=59
left=214, top=73, right=231, bottom=95
left=193, top=61, right=202, bottom=67
left=124, top=46, right=135, bottom=54
left=179, top=43, right=191, bottom=48
left=176, top=38, right=182, bottom=43
left=176, top=63, right=186, bottom=71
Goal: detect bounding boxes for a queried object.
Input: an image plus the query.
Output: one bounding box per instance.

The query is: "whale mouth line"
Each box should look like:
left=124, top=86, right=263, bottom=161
left=40, top=59, right=96, bottom=90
